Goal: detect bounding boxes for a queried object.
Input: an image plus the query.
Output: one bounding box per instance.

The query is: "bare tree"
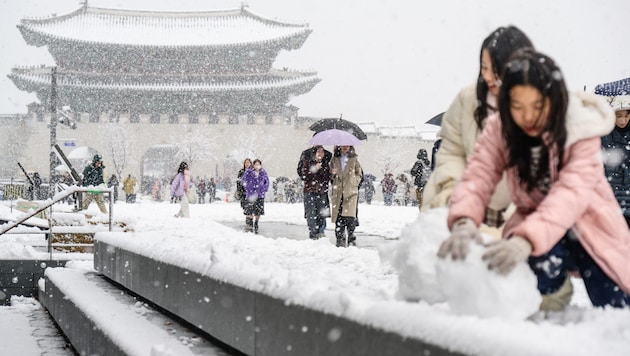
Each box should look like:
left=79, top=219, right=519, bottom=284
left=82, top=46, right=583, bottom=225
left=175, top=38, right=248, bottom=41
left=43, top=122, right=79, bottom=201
left=373, top=136, right=411, bottom=175
left=0, top=116, right=30, bottom=178
left=103, top=123, right=132, bottom=179
left=173, top=127, right=219, bottom=167
left=223, top=130, right=277, bottom=178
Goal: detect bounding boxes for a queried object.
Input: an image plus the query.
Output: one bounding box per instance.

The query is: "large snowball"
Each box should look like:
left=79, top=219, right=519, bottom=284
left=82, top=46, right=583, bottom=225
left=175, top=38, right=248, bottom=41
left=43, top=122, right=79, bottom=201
left=436, top=241, right=542, bottom=320
left=379, top=207, right=450, bottom=304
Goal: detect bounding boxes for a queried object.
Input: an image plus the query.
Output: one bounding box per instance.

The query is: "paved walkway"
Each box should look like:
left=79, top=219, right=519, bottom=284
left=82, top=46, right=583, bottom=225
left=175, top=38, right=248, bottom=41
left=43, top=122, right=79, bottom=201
left=218, top=220, right=395, bottom=250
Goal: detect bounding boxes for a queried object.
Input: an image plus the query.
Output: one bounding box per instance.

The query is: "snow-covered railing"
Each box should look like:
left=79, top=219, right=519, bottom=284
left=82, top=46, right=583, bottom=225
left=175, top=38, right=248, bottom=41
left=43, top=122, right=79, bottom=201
left=0, top=186, right=113, bottom=257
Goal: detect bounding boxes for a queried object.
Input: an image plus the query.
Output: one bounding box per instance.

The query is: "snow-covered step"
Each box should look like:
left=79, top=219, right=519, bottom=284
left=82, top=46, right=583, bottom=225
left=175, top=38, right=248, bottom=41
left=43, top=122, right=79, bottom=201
left=94, top=240, right=460, bottom=356
left=39, top=262, right=233, bottom=356
left=0, top=296, right=75, bottom=355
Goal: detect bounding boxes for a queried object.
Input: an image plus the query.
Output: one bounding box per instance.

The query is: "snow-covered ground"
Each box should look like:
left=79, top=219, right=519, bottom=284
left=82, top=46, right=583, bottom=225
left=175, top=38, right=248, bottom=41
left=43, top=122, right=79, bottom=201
left=1, top=196, right=630, bottom=355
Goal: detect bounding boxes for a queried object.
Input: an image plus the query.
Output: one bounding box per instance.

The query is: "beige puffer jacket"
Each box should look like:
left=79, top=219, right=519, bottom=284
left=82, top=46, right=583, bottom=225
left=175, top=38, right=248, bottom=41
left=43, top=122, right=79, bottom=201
left=422, top=84, right=511, bottom=215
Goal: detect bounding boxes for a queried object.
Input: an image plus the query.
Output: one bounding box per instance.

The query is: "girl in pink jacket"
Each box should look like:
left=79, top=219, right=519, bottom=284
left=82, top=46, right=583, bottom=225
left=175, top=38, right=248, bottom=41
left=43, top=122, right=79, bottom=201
left=439, top=48, right=630, bottom=310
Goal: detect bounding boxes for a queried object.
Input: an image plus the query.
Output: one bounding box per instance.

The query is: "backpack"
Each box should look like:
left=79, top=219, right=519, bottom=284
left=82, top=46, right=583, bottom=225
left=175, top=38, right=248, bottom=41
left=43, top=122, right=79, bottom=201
left=420, top=165, right=432, bottom=186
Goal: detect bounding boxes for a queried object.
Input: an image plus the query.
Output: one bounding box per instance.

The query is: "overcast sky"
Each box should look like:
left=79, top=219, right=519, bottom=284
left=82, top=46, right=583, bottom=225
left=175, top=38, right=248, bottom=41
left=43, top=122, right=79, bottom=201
left=1, top=0, right=628, bottom=127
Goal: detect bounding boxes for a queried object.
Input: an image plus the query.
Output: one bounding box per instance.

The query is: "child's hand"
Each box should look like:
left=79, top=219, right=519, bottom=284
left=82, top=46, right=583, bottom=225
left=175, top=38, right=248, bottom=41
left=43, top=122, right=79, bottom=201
left=437, top=218, right=482, bottom=260
left=482, top=236, right=532, bottom=274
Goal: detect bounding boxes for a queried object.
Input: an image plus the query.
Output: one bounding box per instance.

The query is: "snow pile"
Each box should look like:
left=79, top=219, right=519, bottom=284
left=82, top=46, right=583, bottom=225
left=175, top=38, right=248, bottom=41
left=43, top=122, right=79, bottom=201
left=379, top=207, right=448, bottom=303
left=436, top=241, right=541, bottom=319
left=381, top=207, right=541, bottom=319
left=0, top=242, right=40, bottom=259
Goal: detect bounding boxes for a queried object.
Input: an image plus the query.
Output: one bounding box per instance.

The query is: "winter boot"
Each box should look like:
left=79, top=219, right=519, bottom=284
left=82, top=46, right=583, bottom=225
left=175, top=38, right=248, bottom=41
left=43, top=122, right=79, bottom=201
left=335, top=228, right=346, bottom=247
left=540, top=274, right=573, bottom=312
left=245, top=217, right=253, bottom=232
left=253, top=220, right=259, bottom=234
left=347, top=234, right=356, bottom=247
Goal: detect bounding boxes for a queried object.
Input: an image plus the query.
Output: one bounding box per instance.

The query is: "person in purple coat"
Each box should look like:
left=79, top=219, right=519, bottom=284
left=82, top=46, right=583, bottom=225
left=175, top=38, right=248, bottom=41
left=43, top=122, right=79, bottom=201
left=241, top=159, right=270, bottom=233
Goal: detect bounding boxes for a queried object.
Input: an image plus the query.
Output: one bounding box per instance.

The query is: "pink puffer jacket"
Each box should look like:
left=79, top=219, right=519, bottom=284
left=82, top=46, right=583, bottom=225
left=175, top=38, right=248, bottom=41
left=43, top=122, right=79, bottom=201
left=448, top=92, right=630, bottom=295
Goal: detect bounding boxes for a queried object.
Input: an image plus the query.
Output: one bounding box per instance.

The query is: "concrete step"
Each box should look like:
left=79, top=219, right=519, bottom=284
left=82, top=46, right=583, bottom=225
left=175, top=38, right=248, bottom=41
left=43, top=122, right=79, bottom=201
left=94, top=240, right=462, bottom=356
left=40, top=264, right=235, bottom=356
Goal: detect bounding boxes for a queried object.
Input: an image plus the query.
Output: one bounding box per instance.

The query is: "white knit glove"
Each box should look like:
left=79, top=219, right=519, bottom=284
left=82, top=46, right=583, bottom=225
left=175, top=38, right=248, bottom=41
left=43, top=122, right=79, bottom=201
left=482, top=236, right=532, bottom=275
left=437, top=218, right=482, bottom=260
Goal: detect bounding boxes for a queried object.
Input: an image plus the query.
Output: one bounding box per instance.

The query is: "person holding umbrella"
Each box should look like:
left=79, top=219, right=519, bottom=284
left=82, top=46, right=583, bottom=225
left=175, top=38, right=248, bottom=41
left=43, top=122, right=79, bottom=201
left=330, top=145, right=363, bottom=247
left=299, top=145, right=332, bottom=239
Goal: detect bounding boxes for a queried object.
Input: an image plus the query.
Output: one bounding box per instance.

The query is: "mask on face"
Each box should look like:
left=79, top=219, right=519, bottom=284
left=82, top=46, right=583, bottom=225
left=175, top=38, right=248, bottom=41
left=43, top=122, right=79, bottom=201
left=254, top=164, right=261, bottom=170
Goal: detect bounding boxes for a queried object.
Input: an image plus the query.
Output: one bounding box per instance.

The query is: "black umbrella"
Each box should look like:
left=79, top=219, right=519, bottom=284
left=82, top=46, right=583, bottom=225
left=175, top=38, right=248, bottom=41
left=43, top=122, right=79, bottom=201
left=426, top=112, right=444, bottom=126
left=594, top=77, right=630, bottom=96
left=309, top=116, right=367, bottom=140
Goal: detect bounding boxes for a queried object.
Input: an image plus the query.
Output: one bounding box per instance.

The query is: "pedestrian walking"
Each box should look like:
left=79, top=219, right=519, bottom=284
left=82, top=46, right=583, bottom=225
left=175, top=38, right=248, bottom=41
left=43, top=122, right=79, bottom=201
left=360, top=173, right=376, bottom=205
left=439, top=48, right=630, bottom=310
left=300, top=145, right=332, bottom=239
left=207, top=177, right=216, bottom=203
left=81, top=154, right=108, bottom=213
left=171, top=161, right=191, bottom=218
left=410, top=149, right=431, bottom=209
left=394, top=173, right=412, bottom=206
left=380, top=173, right=396, bottom=206
left=236, top=158, right=252, bottom=216
left=197, top=178, right=207, bottom=204
left=122, top=174, right=137, bottom=203
left=330, top=145, right=363, bottom=247
left=241, top=159, right=270, bottom=233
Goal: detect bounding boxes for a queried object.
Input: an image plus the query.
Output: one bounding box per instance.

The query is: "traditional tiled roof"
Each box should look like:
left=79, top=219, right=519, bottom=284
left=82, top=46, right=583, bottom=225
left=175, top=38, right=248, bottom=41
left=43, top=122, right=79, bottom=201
left=18, top=5, right=311, bottom=48
left=9, top=66, right=320, bottom=93
left=357, top=122, right=379, bottom=134
left=378, top=126, right=419, bottom=137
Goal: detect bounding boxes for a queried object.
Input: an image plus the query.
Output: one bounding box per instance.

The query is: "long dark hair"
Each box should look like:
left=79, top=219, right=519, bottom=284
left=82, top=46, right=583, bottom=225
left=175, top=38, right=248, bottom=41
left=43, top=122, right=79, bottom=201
left=177, top=161, right=188, bottom=174
left=498, top=48, right=568, bottom=192
left=474, top=26, right=534, bottom=129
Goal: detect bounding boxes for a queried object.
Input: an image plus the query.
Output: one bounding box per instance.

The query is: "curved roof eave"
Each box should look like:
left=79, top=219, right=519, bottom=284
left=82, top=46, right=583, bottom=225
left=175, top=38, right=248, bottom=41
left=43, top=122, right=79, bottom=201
left=34, top=29, right=312, bottom=50
left=18, top=5, right=312, bottom=49
left=8, top=70, right=321, bottom=93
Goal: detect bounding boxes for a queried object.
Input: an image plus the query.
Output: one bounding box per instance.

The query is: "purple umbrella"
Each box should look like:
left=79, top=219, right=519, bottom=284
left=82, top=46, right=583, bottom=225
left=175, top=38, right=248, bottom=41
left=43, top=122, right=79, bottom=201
left=308, top=129, right=363, bottom=146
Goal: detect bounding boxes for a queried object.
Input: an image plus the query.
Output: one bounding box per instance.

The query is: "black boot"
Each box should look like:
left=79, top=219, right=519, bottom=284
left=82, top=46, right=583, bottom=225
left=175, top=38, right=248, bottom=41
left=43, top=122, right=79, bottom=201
left=253, top=219, right=259, bottom=234
left=245, top=217, right=253, bottom=232
left=335, top=229, right=346, bottom=247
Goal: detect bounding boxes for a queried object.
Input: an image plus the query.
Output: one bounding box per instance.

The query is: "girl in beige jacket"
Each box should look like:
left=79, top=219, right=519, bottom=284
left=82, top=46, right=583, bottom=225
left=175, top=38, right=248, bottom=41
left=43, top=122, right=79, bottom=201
left=422, top=26, right=533, bottom=227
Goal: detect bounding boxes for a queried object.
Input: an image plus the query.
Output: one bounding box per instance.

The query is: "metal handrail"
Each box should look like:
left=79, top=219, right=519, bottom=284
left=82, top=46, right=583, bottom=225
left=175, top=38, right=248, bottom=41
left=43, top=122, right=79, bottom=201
left=0, top=186, right=113, bottom=236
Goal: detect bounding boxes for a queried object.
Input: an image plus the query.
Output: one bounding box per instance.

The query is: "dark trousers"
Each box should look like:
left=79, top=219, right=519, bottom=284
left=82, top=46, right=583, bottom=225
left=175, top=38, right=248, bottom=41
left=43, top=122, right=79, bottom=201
left=528, top=233, right=630, bottom=308
left=304, top=192, right=330, bottom=237
left=335, top=197, right=356, bottom=240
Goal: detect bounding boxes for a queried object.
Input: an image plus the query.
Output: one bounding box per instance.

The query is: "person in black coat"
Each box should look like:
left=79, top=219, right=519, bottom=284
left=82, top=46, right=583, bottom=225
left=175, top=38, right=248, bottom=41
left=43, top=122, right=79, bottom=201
left=298, top=146, right=332, bottom=238
left=410, top=148, right=431, bottom=210
left=82, top=154, right=107, bottom=213
left=236, top=158, right=252, bottom=218
left=300, top=146, right=332, bottom=239
left=601, top=95, right=630, bottom=227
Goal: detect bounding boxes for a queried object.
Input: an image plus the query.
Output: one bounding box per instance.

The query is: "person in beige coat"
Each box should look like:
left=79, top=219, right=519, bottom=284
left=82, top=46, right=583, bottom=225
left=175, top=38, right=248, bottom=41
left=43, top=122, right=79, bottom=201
left=330, top=145, right=363, bottom=247
left=422, top=25, right=533, bottom=228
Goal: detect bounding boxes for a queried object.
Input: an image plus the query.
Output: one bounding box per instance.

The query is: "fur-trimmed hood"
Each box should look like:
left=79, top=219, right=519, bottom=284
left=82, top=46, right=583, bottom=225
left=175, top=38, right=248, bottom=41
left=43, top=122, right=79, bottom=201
left=564, top=91, right=615, bottom=147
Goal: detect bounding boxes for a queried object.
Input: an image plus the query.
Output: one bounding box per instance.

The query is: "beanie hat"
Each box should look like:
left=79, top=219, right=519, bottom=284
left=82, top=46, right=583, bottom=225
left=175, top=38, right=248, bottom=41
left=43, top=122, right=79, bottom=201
left=609, top=95, right=630, bottom=112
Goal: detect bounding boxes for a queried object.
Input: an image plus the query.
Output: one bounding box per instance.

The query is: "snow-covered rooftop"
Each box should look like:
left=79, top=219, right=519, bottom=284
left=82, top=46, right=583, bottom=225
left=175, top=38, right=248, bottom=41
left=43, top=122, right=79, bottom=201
left=19, top=5, right=312, bottom=47
left=9, top=66, right=321, bottom=92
